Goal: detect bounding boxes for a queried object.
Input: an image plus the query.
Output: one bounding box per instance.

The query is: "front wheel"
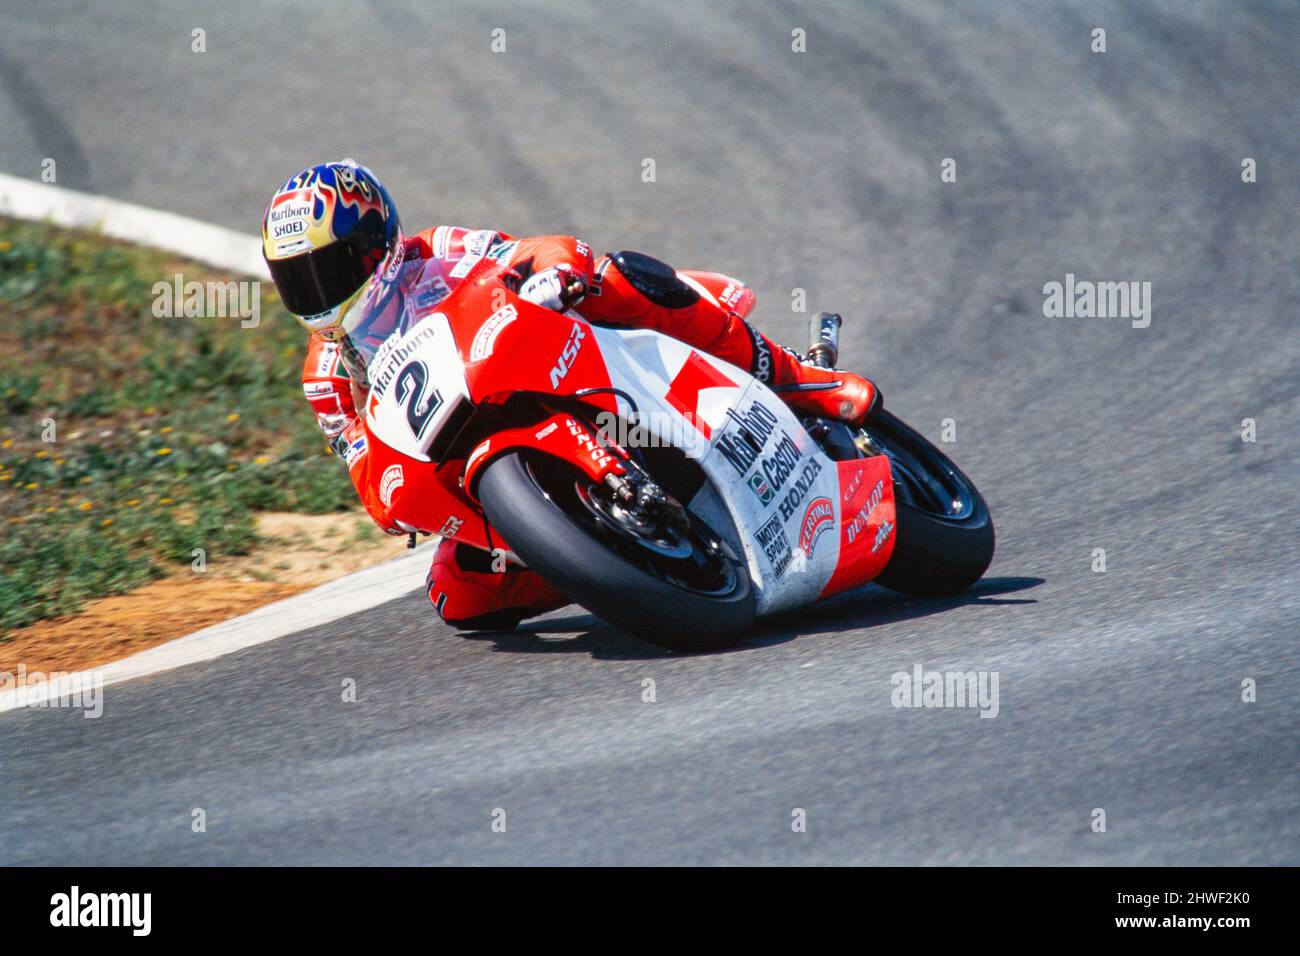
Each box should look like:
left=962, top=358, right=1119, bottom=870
left=477, top=452, right=755, bottom=652
left=860, top=409, right=995, bottom=596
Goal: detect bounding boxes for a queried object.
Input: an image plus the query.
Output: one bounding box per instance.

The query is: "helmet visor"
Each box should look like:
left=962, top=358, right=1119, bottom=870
left=268, top=236, right=387, bottom=319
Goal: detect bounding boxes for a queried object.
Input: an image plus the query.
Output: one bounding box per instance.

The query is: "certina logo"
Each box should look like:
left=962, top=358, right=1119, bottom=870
left=50, top=886, right=151, bottom=936
left=379, top=463, right=404, bottom=507
left=715, top=401, right=779, bottom=476
left=549, top=322, right=586, bottom=389
left=778, top=457, right=824, bottom=521
left=798, top=497, right=834, bottom=558
left=470, top=303, right=517, bottom=361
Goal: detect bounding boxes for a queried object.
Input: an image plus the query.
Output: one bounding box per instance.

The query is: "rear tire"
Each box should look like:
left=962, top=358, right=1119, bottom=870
left=478, top=452, right=755, bottom=652
left=867, top=410, right=995, bottom=596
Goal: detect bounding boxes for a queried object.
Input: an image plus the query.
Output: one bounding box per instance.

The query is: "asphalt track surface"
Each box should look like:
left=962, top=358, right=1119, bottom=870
left=1, top=1, right=1297, bottom=865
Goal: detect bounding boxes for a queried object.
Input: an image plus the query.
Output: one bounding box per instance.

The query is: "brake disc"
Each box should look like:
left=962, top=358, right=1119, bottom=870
left=574, top=481, right=694, bottom=560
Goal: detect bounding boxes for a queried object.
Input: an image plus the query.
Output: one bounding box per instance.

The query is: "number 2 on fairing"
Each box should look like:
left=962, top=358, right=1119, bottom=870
left=394, top=360, right=443, bottom=440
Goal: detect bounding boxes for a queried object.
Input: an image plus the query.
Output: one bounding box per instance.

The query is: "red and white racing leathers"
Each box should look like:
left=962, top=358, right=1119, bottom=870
left=301, top=225, right=877, bottom=629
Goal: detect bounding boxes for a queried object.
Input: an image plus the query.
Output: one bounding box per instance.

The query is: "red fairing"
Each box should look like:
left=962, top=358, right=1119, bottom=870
left=448, top=259, right=615, bottom=411
left=369, top=431, right=483, bottom=545
left=356, top=259, right=626, bottom=552
left=820, top=456, right=897, bottom=598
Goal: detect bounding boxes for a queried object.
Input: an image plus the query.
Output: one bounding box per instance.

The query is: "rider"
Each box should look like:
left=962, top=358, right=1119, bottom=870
left=262, top=160, right=881, bottom=630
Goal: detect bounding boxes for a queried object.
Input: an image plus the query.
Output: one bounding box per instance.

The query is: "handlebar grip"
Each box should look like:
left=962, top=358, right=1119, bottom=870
left=562, top=274, right=588, bottom=309
left=807, top=311, right=842, bottom=368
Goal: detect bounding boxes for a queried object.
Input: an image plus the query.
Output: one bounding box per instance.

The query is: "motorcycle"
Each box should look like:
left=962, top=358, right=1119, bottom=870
left=341, top=248, right=994, bottom=652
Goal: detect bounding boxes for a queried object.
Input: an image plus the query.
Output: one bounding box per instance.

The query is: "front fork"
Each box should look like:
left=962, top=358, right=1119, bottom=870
left=461, top=405, right=694, bottom=550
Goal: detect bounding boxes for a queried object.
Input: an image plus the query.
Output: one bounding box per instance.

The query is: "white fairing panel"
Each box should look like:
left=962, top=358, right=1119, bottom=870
left=365, top=313, right=471, bottom=462
left=589, top=325, right=842, bottom=615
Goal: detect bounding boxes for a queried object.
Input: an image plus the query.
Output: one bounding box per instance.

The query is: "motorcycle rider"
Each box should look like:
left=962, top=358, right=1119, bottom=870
left=262, top=161, right=881, bottom=630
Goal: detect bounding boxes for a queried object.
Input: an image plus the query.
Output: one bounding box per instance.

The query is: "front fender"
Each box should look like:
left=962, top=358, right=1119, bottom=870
left=462, top=411, right=626, bottom=501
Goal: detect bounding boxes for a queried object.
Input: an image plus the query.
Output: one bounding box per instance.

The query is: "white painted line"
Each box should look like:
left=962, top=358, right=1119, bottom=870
left=0, top=172, right=268, bottom=277
left=0, top=540, right=437, bottom=714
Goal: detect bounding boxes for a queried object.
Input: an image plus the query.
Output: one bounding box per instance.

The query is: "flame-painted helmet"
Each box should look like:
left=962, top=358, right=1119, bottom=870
left=262, top=161, right=401, bottom=336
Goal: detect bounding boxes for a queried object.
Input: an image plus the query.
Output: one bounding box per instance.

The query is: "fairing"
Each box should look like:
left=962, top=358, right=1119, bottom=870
left=355, top=255, right=894, bottom=613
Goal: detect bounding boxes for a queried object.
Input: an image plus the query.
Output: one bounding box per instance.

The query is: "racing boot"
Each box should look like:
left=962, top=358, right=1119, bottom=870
left=426, top=539, right=569, bottom=631
left=760, top=319, right=881, bottom=426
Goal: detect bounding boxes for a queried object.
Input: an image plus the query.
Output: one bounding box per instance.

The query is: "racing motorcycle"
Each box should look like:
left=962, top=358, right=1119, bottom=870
left=343, top=248, right=994, bottom=652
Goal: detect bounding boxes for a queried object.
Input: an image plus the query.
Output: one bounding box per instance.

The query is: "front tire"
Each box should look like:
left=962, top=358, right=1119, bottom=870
left=477, top=452, right=755, bottom=652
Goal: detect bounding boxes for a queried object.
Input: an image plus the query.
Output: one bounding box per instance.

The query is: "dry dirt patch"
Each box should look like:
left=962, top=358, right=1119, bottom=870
left=1, top=511, right=409, bottom=675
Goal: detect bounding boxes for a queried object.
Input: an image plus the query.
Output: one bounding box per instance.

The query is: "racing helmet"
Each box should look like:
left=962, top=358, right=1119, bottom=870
left=261, top=160, right=402, bottom=337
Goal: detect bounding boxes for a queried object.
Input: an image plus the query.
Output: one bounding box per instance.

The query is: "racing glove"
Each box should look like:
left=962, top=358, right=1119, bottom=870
left=517, top=265, right=587, bottom=312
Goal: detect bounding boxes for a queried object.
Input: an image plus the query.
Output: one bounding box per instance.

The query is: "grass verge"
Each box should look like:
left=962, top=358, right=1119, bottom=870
left=0, top=215, right=356, bottom=637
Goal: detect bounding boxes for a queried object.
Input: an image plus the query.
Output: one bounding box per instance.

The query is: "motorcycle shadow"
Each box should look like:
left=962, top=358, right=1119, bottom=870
left=750, top=575, right=1045, bottom=649
left=459, top=575, right=1044, bottom=660
left=460, top=613, right=674, bottom=660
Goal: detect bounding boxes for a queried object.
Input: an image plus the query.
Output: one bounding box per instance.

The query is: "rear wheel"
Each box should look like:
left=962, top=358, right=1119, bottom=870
left=857, top=409, right=995, bottom=595
left=477, top=452, right=755, bottom=652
